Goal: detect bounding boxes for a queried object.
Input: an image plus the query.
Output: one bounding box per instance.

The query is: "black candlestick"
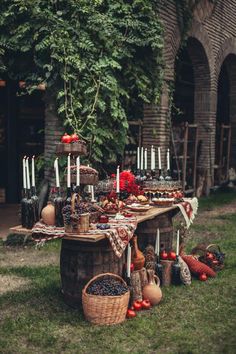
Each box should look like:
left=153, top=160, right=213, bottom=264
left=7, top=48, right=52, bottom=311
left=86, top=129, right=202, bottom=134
left=171, top=255, right=182, bottom=285
left=65, top=186, right=72, bottom=205
left=21, top=188, right=28, bottom=228
left=165, top=169, right=172, bottom=181
left=31, top=185, right=39, bottom=223
left=158, top=169, right=164, bottom=181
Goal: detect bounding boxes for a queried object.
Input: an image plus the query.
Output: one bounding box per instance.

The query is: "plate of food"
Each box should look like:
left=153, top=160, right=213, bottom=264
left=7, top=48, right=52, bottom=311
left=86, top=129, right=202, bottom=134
left=127, top=204, right=151, bottom=212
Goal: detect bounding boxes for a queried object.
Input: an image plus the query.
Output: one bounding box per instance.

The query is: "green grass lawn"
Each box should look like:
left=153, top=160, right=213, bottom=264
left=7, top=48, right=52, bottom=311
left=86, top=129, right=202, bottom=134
left=0, top=190, right=236, bottom=354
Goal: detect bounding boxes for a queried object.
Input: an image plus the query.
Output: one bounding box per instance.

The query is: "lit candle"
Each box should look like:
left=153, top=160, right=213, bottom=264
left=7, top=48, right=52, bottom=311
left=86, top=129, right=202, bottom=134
left=155, top=228, right=160, bottom=255
left=176, top=230, right=180, bottom=256
left=23, top=157, right=26, bottom=189
left=26, top=157, right=31, bottom=189
left=153, top=147, right=156, bottom=170
left=167, top=148, right=170, bottom=171
left=67, top=153, right=71, bottom=188
left=127, top=243, right=131, bottom=278
left=137, top=146, right=140, bottom=170
left=144, top=148, right=147, bottom=170
left=54, top=158, right=60, bottom=188
left=116, top=165, right=120, bottom=193
left=76, top=156, right=80, bottom=186
left=91, top=185, right=95, bottom=201
left=151, top=145, right=153, bottom=170
left=158, top=147, right=162, bottom=170
left=31, top=155, right=35, bottom=187
left=140, top=147, right=144, bottom=170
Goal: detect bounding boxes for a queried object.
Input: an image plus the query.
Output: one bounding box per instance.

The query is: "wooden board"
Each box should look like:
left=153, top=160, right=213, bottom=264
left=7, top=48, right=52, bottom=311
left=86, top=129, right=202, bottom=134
left=9, top=225, right=32, bottom=235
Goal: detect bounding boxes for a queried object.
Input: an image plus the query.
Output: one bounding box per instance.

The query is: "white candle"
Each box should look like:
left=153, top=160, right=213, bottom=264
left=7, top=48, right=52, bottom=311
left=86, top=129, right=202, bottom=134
left=167, top=148, right=170, bottom=171
left=31, top=156, right=35, bottom=187
left=176, top=230, right=180, bottom=256
left=127, top=243, right=131, bottom=278
left=116, top=165, right=120, bottom=193
left=137, top=146, right=140, bottom=170
left=76, top=156, right=80, bottom=186
left=26, top=157, right=31, bottom=189
left=140, top=147, right=144, bottom=170
left=151, top=145, right=153, bottom=170
left=158, top=147, right=162, bottom=170
left=91, top=185, right=95, bottom=201
left=153, top=148, right=156, bottom=170
left=155, top=228, right=160, bottom=255
left=23, top=157, right=26, bottom=189
left=88, top=185, right=91, bottom=193
left=67, top=153, right=71, bottom=188
left=144, top=148, right=147, bottom=170
left=54, top=158, right=60, bottom=188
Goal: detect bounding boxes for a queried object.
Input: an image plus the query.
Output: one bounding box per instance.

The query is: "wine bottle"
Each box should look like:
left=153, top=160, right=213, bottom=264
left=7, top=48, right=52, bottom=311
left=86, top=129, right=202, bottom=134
left=158, top=169, right=164, bottom=181
left=65, top=186, right=72, bottom=205
left=54, top=187, right=64, bottom=227
left=155, top=255, right=163, bottom=286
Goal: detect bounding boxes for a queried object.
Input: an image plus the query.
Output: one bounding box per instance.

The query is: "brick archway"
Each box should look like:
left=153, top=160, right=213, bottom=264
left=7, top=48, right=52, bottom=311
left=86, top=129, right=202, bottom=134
left=215, top=38, right=236, bottom=169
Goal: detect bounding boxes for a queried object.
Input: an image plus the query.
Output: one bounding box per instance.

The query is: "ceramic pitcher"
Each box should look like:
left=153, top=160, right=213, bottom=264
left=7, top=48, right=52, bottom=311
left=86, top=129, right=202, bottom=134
left=142, top=269, right=162, bottom=305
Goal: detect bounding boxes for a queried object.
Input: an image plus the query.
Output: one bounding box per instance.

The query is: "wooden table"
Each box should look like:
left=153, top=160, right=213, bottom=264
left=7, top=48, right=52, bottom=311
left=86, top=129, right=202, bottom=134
left=60, top=205, right=180, bottom=308
left=63, top=205, right=178, bottom=243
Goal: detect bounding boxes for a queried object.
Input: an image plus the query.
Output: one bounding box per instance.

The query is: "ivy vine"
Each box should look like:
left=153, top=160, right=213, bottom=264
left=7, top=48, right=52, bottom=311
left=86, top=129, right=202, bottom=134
left=0, top=0, right=165, bottom=165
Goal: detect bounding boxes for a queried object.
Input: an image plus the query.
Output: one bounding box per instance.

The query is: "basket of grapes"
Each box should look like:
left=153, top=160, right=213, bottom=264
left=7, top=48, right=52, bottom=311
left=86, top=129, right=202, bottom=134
left=82, top=273, right=130, bottom=325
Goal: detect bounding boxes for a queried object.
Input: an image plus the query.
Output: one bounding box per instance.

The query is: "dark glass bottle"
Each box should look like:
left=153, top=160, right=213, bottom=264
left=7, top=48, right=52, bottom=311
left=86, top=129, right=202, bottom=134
left=158, top=169, right=164, bottom=181
left=31, top=185, right=39, bottom=223
left=65, top=187, right=72, bottom=205
left=21, top=188, right=28, bottom=228
left=54, top=187, right=65, bottom=227
left=25, top=188, right=34, bottom=229
left=171, top=256, right=182, bottom=285
left=155, top=255, right=163, bottom=286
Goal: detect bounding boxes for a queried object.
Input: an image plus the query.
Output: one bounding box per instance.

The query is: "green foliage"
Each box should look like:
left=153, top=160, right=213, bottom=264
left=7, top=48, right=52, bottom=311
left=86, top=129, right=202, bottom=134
left=0, top=0, right=164, bottom=164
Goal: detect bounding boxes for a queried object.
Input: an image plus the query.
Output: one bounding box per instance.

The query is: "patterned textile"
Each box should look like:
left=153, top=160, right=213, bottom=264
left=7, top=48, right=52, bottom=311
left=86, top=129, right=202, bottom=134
left=32, top=221, right=65, bottom=247
left=176, top=197, right=198, bottom=229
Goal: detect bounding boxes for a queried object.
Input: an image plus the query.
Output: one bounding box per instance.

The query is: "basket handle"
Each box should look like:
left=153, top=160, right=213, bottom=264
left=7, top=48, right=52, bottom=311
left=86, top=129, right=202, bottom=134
left=83, top=272, right=127, bottom=294
left=71, top=193, right=80, bottom=214
left=206, top=244, right=221, bottom=253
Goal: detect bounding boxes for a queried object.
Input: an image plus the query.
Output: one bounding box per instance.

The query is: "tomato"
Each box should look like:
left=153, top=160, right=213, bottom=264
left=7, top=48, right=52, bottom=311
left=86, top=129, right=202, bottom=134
left=126, top=309, right=136, bottom=318
left=133, top=300, right=142, bottom=311
left=71, top=133, right=79, bottom=142
left=160, top=250, right=168, bottom=260
left=199, top=273, right=207, bottom=281
left=61, top=133, right=72, bottom=144
left=141, top=299, right=151, bottom=310
left=168, top=251, right=176, bottom=261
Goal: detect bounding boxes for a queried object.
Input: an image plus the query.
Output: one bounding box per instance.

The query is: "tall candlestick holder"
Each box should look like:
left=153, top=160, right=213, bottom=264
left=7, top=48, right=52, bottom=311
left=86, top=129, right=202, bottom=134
left=165, top=169, right=172, bottom=181
left=158, top=169, right=164, bottom=181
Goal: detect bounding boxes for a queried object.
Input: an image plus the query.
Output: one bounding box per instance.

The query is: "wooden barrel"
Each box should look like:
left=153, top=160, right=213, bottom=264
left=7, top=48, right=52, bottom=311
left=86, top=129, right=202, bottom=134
left=60, top=238, right=125, bottom=308
left=136, top=213, right=174, bottom=252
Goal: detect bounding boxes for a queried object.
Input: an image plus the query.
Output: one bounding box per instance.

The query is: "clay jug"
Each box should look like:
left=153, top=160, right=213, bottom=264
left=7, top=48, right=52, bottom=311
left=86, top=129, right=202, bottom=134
left=41, top=202, right=55, bottom=226
left=132, top=235, right=145, bottom=270
left=142, top=269, right=162, bottom=306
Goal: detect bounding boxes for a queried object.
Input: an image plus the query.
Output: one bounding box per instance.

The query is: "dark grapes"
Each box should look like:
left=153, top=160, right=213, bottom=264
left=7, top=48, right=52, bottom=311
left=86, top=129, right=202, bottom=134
left=87, top=276, right=128, bottom=296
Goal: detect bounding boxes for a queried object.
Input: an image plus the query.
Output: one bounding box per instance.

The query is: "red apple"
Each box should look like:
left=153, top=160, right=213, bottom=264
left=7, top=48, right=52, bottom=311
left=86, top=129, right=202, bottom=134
left=133, top=300, right=142, bottom=311
left=168, top=251, right=176, bottom=261
left=61, top=133, right=72, bottom=144
left=71, top=133, right=79, bottom=142
left=141, top=299, right=151, bottom=310
left=199, top=273, right=208, bottom=281
left=126, top=309, right=136, bottom=318
left=160, top=250, right=168, bottom=260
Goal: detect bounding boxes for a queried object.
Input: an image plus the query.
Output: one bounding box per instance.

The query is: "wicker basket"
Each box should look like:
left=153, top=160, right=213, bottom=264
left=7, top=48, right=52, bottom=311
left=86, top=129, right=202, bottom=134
left=82, top=273, right=130, bottom=325
left=191, top=243, right=225, bottom=271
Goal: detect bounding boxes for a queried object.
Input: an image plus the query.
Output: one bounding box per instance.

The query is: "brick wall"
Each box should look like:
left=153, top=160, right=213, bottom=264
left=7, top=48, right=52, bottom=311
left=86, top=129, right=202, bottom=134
left=143, top=0, right=236, bottom=192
